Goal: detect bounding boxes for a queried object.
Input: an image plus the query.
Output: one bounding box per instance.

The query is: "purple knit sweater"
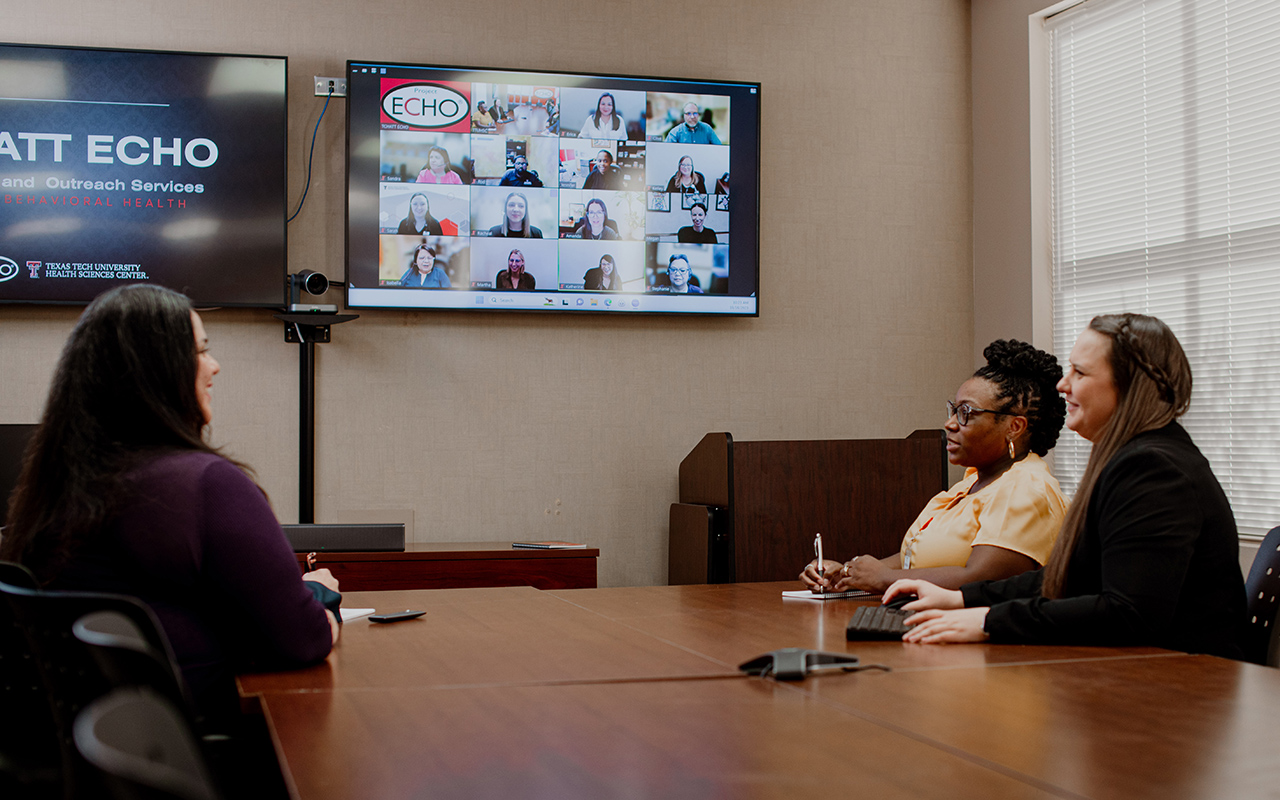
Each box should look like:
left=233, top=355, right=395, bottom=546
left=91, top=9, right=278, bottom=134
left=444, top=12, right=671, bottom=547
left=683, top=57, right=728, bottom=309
left=52, top=451, right=332, bottom=718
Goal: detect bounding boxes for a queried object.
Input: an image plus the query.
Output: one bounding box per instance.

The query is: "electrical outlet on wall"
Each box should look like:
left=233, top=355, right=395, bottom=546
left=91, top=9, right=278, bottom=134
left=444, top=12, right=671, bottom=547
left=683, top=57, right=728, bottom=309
left=314, top=77, right=347, bottom=97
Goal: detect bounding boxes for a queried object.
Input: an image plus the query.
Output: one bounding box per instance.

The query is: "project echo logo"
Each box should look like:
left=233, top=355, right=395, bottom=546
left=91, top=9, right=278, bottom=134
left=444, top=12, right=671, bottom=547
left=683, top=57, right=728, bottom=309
left=382, top=84, right=468, bottom=128
left=0, top=256, right=18, bottom=283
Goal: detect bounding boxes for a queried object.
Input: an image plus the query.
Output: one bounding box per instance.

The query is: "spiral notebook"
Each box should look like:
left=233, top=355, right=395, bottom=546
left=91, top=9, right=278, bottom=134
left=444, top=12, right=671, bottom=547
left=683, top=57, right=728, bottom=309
left=781, top=589, right=875, bottom=601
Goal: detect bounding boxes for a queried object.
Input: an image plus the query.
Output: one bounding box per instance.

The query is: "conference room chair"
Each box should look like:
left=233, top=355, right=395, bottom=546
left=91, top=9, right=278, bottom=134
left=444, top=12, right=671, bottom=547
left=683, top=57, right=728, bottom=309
left=1244, top=525, right=1280, bottom=667
left=72, top=610, right=198, bottom=728
left=0, top=562, right=61, bottom=799
left=2, top=577, right=183, bottom=798
left=73, top=687, right=221, bottom=800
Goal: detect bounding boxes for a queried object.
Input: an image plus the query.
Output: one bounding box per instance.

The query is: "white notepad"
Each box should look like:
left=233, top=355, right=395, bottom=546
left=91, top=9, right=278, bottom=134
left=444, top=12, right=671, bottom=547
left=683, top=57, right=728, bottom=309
left=780, top=589, right=875, bottom=601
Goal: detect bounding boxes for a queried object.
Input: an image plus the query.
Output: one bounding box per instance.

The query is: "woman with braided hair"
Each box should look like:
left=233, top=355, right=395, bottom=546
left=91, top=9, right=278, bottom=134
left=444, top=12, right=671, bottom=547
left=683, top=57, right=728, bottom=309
left=893, top=314, right=1246, bottom=659
left=801, top=339, right=1068, bottom=594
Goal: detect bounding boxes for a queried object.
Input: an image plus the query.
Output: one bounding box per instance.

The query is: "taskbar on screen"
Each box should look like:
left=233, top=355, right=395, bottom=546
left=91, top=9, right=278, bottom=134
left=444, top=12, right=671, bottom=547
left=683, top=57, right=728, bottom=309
left=346, top=287, right=756, bottom=315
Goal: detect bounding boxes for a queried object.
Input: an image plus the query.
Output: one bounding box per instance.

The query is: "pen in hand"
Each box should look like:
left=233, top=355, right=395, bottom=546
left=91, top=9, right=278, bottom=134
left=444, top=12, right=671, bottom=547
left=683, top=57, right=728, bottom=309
left=305, top=552, right=317, bottom=573
left=814, top=533, right=824, bottom=594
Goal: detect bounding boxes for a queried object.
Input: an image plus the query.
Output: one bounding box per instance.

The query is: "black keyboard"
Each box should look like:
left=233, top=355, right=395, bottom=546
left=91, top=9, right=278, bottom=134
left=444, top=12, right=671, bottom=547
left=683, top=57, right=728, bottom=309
left=845, top=605, right=912, bottom=640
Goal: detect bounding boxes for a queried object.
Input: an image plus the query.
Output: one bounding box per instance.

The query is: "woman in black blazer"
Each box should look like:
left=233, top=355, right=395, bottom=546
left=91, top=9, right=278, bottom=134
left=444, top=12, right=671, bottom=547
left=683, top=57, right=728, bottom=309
left=891, top=313, right=1246, bottom=659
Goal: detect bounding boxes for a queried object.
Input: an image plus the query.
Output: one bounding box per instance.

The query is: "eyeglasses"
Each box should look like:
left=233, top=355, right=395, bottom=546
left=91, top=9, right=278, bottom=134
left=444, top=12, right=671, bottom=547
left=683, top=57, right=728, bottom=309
left=945, top=401, right=1015, bottom=427
left=667, top=266, right=689, bottom=275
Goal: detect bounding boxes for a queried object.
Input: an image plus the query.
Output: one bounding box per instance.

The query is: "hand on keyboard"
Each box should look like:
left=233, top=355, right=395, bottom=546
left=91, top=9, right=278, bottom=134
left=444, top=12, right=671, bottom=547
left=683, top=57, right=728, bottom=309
left=845, top=605, right=913, bottom=640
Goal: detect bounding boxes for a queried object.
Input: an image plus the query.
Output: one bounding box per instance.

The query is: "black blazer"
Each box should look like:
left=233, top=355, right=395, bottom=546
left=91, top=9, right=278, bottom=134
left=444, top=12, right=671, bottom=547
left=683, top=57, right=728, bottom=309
left=964, top=422, right=1245, bottom=658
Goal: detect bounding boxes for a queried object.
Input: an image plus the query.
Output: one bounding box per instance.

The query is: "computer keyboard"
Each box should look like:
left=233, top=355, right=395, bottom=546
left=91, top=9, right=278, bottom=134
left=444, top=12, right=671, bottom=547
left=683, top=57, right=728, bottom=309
left=845, top=605, right=912, bottom=640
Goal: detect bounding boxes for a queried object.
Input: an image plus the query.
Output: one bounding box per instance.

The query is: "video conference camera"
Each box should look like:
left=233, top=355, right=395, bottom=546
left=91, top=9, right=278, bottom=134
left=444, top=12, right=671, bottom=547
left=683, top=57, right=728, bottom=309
left=288, top=270, right=337, bottom=313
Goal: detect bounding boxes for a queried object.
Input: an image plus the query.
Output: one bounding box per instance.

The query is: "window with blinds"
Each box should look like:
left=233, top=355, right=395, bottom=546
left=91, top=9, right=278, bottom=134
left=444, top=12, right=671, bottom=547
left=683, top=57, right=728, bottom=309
left=1047, top=0, right=1280, bottom=540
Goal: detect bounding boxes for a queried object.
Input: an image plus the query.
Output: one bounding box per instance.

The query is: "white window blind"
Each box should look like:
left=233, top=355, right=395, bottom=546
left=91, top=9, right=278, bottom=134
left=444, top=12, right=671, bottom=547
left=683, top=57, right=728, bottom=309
left=1047, top=0, right=1280, bottom=540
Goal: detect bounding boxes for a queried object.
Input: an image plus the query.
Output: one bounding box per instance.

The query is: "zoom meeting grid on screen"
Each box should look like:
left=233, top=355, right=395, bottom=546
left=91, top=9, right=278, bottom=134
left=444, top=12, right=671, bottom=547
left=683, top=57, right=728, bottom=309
left=345, top=62, right=759, bottom=316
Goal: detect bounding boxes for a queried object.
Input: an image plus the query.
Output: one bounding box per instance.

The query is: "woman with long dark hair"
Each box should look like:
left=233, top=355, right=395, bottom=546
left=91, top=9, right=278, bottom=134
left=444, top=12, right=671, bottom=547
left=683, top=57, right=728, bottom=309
left=415, top=145, right=463, bottom=184
left=573, top=198, right=619, bottom=240
left=893, top=314, right=1246, bottom=658
left=395, top=192, right=444, bottom=236
left=582, top=254, right=622, bottom=291
left=0, top=285, right=339, bottom=722
left=577, top=92, right=626, bottom=140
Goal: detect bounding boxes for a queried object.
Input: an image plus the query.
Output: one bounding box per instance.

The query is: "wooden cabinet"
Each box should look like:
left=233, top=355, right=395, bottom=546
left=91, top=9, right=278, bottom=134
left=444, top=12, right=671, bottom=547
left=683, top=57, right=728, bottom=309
left=669, top=430, right=948, bottom=584
left=297, top=542, right=598, bottom=591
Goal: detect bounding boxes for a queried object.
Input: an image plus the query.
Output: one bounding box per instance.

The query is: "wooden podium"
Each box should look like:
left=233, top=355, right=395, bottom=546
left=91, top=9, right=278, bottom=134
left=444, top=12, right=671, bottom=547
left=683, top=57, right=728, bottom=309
left=669, top=430, right=948, bottom=584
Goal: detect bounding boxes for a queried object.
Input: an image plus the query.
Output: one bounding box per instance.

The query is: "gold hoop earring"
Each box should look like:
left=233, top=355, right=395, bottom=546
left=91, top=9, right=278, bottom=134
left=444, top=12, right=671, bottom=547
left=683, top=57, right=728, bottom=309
left=1008, top=438, right=1016, bottom=459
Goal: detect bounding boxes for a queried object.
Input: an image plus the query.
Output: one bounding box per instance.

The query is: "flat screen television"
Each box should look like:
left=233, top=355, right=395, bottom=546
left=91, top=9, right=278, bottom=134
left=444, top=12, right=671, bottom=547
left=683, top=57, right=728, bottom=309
left=345, top=60, right=759, bottom=316
left=0, top=43, right=288, bottom=307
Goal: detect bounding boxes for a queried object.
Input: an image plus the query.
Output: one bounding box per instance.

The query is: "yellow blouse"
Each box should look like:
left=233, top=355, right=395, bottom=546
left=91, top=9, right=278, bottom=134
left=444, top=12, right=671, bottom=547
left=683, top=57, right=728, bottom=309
left=898, top=453, right=1066, bottom=569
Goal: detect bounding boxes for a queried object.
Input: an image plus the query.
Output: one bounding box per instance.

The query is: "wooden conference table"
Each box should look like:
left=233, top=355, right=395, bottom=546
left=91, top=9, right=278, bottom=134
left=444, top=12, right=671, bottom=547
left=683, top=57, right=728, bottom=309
left=237, top=582, right=1280, bottom=800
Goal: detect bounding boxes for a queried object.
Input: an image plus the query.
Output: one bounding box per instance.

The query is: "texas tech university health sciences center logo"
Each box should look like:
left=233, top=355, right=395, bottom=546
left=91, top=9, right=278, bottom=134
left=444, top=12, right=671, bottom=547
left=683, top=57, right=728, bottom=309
left=0, top=258, right=45, bottom=281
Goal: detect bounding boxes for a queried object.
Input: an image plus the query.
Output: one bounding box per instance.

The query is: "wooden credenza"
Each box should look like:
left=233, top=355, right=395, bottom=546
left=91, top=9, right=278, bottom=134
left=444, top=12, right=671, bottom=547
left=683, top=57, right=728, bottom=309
left=294, top=542, right=598, bottom=591
left=669, top=430, right=948, bottom=584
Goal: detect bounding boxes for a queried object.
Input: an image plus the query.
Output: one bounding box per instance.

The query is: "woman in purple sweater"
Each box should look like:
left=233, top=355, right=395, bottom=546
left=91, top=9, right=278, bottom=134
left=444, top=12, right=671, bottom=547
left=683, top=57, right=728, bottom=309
left=0, top=284, right=339, bottom=723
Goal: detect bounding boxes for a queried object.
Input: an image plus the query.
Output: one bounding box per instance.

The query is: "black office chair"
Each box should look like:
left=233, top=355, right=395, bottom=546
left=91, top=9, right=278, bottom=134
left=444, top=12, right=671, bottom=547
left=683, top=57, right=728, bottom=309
left=1243, top=525, right=1280, bottom=666
left=0, top=561, right=39, bottom=590
left=0, top=562, right=61, bottom=799
left=73, top=687, right=221, bottom=800
left=72, top=610, right=197, bottom=725
left=3, top=581, right=184, bottom=798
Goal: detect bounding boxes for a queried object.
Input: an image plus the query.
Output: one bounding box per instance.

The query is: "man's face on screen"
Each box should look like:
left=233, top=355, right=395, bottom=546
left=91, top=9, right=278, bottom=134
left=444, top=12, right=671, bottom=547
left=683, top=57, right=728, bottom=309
left=514, top=157, right=528, bottom=171
left=683, top=104, right=700, bottom=127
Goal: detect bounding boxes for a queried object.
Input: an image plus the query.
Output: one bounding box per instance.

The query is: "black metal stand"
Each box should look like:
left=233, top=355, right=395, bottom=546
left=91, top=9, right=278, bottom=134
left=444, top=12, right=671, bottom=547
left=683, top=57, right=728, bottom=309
left=274, top=313, right=357, bottom=523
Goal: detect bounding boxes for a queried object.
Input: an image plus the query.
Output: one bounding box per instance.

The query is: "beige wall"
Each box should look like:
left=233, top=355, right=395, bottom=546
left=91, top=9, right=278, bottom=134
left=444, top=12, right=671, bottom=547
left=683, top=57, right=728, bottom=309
left=970, top=0, right=1059, bottom=363
left=0, top=0, right=975, bottom=586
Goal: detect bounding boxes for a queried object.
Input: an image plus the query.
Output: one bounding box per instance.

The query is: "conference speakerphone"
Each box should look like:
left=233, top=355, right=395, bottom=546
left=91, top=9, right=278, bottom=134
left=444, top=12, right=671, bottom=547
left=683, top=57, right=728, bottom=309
left=282, top=523, right=405, bottom=553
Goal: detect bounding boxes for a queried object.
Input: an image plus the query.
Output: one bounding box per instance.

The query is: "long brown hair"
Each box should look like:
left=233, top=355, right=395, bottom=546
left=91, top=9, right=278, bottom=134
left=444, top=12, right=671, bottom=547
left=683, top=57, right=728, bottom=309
left=1041, top=313, right=1192, bottom=597
left=0, top=285, right=251, bottom=582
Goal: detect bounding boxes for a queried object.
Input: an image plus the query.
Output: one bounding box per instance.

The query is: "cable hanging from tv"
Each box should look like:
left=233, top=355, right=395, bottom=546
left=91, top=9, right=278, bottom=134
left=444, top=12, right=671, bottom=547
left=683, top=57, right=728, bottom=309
left=287, top=88, right=334, bottom=223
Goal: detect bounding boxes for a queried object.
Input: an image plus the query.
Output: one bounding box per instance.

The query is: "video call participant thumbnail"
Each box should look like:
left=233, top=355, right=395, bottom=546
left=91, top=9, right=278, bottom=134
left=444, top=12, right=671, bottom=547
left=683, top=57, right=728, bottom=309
left=499, top=156, right=543, bottom=187
left=665, top=102, right=721, bottom=145
left=572, top=198, right=620, bottom=240
left=488, top=192, right=544, bottom=238
left=495, top=249, right=536, bottom=290
left=676, top=202, right=717, bottom=243
left=397, top=193, right=444, bottom=236
left=583, top=254, right=623, bottom=291
left=662, top=254, right=702, bottom=293
left=583, top=150, right=623, bottom=191
left=578, top=93, right=627, bottom=140
left=415, top=146, right=463, bottom=184
left=666, top=155, right=707, bottom=194
left=399, top=243, right=451, bottom=288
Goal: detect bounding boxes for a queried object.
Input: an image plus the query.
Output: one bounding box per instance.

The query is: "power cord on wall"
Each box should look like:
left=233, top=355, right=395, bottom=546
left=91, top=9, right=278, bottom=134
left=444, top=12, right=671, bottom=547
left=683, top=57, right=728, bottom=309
left=287, top=88, right=333, bottom=223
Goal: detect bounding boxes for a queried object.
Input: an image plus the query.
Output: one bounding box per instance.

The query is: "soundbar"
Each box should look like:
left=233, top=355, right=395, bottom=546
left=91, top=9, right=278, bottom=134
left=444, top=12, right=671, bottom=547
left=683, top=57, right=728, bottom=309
left=282, top=523, right=405, bottom=553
